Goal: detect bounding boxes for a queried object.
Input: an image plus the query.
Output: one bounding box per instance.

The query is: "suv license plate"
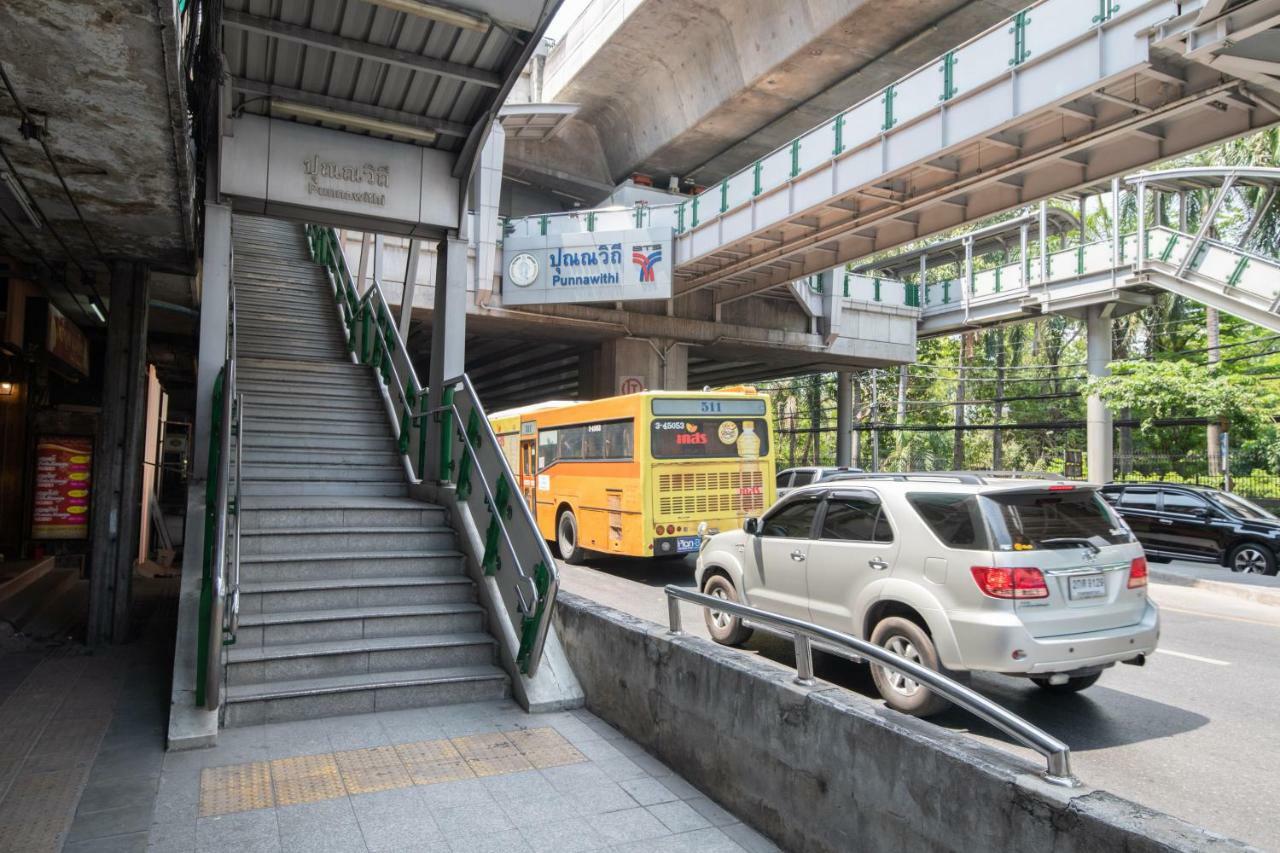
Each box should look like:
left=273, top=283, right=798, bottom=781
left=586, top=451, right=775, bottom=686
left=1069, top=574, right=1107, bottom=600
left=676, top=536, right=702, bottom=553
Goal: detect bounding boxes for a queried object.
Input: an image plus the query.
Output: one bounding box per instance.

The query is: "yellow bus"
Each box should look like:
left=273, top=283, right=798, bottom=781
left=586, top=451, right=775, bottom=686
left=490, top=389, right=776, bottom=562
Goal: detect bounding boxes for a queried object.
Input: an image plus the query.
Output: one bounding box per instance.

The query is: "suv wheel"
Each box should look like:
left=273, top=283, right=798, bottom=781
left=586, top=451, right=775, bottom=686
left=1031, top=672, right=1101, bottom=693
left=701, top=574, right=752, bottom=646
left=1229, top=543, right=1276, bottom=575
left=869, top=617, right=950, bottom=717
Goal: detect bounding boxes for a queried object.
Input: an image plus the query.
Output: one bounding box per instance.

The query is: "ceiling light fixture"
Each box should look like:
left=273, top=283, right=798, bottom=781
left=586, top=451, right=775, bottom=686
left=90, top=300, right=107, bottom=325
left=0, top=170, right=42, bottom=229
left=363, top=0, right=490, bottom=32
left=271, top=100, right=438, bottom=144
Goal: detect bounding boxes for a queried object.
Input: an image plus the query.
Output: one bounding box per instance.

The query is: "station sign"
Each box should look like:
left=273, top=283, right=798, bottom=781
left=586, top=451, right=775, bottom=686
left=501, top=226, right=673, bottom=305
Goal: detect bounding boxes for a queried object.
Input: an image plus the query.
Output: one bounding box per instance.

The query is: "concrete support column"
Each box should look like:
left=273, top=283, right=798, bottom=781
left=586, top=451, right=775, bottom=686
left=850, top=374, right=861, bottom=466
left=472, top=123, right=505, bottom=299
left=425, top=236, right=469, bottom=482
left=87, top=260, right=151, bottom=644
left=835, top=371, right=852, bottom=467
left=581, top=338, right=688, bottom=397
left=399, top=239, right=421, bottom=341
left=1086, top=305, right=1114, bottom=485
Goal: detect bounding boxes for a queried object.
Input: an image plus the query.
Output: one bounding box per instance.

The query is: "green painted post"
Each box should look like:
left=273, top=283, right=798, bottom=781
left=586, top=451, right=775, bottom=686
left=720, top=180, right=728, bottom=214
left=416, top=397, right=429, bottom=480
left=943, top=280, right=952, bottom=304
left=1008, top=10, right=1031, bottom=66
left=881, top=86, right=897, bottom=132
left=832, top=114, right=844, bottom=156
left=939, top=52, right=958, bottom=101
left=873, top=279, right=882, bottom=302
left=456, top=409, right=481, bottom=501
left=676, top=203, right=686, bottom=234
left=1077, top=245, right=1085, bottom=275
left=399, top=381, right=414, bottom=456
left=538, top=215, right=549, bottom=236
left=633, top=206, right=643, bottom=228
left=481, top=474, right=512, bottom=576
left=994, top=265, right=1002, bottom=293
left=752, top=161, right=762, bottom=196
left=691, top=197, right=700, bottom=228
left=586, top=211, right=596, bottom=232
left=842, top=273, right=850, bottom=298
left=438, top=385, right=456, bottom=480
left=790, top=139, right=800, bottom=178
left=516, top=561, right=551, bottom=673
left=1227, top=256, right=1250, bottom=287
left=1160, top=234, right=1178, bottom=262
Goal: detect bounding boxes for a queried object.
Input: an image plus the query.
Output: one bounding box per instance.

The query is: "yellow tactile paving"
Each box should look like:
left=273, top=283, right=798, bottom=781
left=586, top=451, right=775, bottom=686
left=451, top=732, right=533, bottom=777
left=333, top=746, right=413, bottom=794
left=269, top=753, right=347, bottom=806
left=195, top=728, right=591, bottom=816
left=394, top=739, right=476, bottom=786
left=507, top=727, right=588, bottom=769
left=200, top=761, right=275, bottom=816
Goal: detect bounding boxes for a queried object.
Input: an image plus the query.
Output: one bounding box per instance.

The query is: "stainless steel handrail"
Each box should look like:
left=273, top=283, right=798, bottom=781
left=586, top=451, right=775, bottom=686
left=205, top=357, right=234, bottom=710
left=663, top=585, right=1078, bottom=787
left=429, top=372, right=560, bottom=675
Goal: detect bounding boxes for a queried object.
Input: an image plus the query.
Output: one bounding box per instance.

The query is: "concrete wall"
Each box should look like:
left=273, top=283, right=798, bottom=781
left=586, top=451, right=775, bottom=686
left=553, top=593, right=1253, bottom=853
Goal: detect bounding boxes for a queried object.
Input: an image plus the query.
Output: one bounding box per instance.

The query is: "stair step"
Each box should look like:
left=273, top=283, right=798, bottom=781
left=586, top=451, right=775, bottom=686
left=242, top=433, right=397, bottom=453
left=240, top=575, right=475, bottom=613
left=223, top=664, right=509, bottom=726
left=244, top=464, right=403, bottom=483
left=236, top=602, right=486, bottom=645
left=241, top=448, right=400, bottom=466
left=245, top=418, right=393, bottom=437
left=237, top=382, right=376, bottom=401
left=238, top=550, right=463, bottom=581
left=240, top=497, right=445, bottom=530
left=226, top=633, right=495, bottom=686
left=244, top=398, right=385, bottom=417
left=239, top=526, right=455, bottom=556
left=240, top=481, right=409, bottom=497
left=238, top=357, right=369, bottom=376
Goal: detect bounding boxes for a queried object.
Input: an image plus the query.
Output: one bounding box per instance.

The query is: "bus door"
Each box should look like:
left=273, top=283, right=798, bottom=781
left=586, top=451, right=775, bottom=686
left=519, top=427, right=538, bottom=511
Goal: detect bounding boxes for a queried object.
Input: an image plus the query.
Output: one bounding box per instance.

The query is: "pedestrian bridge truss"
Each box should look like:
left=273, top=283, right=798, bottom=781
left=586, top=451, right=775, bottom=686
left=845, top=167, right=1280, bottom=337
left=505, top=0, right=1280, bottom=314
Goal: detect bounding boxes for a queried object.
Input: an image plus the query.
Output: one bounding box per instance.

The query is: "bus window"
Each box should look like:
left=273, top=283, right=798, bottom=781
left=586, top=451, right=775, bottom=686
left=603, top=421, right=633, bottom=459
left=583, top=424, right=605, bottom=459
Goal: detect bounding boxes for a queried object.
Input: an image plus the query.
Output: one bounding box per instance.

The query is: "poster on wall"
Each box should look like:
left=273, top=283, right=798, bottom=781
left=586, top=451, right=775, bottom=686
left=32, top=437, right=93, bottom=539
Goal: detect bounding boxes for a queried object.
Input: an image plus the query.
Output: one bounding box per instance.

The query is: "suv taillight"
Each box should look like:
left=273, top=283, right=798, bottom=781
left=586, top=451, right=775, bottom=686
left=1128, top=556, right=1148, bottom=589
left=970, top=566, right=1049, bottom=599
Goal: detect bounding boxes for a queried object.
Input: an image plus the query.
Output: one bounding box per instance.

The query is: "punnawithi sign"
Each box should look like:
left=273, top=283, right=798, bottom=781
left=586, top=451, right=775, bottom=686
left=501, top=226, right=673, bottom=305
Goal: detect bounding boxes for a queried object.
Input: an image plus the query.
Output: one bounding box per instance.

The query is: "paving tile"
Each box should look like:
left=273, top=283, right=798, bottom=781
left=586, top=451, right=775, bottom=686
left=280, top=815, right=369, bottom=853
left=516, top=816, right=609, bottom=853
left=480, top=768, right=557, bottom=802
left=611, top=827, right=748, bottom=853
left=685, top=796, right=740, bottom=828
left=620, top=777, right=678, bottom=806
left=570, top=738, right=626, bottom=762
left=497, top=790, right=580, bottom=827
left=451, top=732, right=533, bottom=777
left=648, top=800, right=712, bottom=834
left=276, top=797, right=357, bottom=838
left=75, top=774, right=161, bottom=814
left=334, top=746, right=413, bottom=795
left=628, top=753, right=676, bottom=778
left=63, top=829, right=149, bottom=853
left=720, top=822, right=782, bottom=853
left=146, top=820, right=197, bottom=853
left=430, top=802, right=514, bottom=837
left=540, top=762, right=613, bottom=794
left=350, top=788, right=443, bottom=852
left=416, top=778, right=496, bottom=811
left=269, top=753, right=347, bottom=807
left=567, top=781, right=640, bottom=816
left=394, top=739, right=475, bottom=787
left=653, top=773, right=702, bottom=800
left=195, top=808, right=281, bottom=853
left=445, top=828, right=532, bottom=853
left=65, top=803, right=155, bottom=844
left=584, top=805, right=671, bottom=845
left=200, top=762, right=275, bottom=817
left=595, top=755, right=648, bottom=782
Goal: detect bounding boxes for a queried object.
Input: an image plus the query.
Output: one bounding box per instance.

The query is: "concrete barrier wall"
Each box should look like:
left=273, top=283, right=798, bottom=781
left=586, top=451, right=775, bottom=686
left=553, top=592, right=1253, bottom=853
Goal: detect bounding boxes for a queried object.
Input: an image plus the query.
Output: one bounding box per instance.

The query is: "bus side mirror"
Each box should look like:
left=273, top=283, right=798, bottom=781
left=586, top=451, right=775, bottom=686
left=743, top=517, right=760, bottom=535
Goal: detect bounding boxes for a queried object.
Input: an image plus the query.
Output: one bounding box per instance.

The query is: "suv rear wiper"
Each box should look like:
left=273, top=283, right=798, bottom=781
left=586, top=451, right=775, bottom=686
left=1038, top=537, right=1101, bottom=556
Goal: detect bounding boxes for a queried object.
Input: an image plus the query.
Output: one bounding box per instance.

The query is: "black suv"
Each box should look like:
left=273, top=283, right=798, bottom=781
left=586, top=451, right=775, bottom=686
left=1099, top=483, right=1280, bottom=575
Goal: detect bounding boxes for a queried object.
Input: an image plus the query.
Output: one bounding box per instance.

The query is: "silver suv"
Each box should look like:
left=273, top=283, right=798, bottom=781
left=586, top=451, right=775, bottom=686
left=695, top=475, right=1159, bottom=716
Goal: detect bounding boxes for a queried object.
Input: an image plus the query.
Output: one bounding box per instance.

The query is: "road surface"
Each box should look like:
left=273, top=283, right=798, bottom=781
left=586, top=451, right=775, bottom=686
left=555, top=554, right=1280, bottom=850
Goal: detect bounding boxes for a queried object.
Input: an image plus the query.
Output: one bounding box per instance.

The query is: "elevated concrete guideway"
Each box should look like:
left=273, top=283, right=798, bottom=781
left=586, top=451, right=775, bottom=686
left=509, top=0, right=1280, bottom=306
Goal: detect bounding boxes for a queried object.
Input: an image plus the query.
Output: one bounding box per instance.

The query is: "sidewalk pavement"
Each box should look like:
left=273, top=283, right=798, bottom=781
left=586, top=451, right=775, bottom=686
left=1150, top=559, right=1280, bottom=607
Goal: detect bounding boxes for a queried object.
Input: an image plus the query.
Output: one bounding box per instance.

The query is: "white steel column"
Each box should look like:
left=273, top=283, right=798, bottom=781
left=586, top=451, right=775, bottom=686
left=356, top=232, right=372, bottom=295
left=425, top=236, right=469, bottom=482
left=1038, top=201, right=1048, bottom=285
left=399, top=239, right=421, bottom=340
left=193, top=202, right=231, bottom=477
left=1086, top=305, right=1114, bottom=485
left=836, top=371, right=853, bottom=467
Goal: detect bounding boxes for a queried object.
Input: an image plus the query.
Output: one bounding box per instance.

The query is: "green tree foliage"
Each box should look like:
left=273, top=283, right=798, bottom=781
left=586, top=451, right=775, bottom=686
left=1085, top=361, right=1269, bottom=433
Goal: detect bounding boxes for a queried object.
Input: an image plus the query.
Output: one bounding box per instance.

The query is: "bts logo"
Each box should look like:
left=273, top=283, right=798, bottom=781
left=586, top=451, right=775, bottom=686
left=632, top=244, right=663, bottom=282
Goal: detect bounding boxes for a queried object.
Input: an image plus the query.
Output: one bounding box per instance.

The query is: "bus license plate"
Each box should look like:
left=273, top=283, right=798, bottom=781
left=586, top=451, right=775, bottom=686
left=1069, top=574, right=1107, bottom=600
left=676, top=536, right=702, bottom=553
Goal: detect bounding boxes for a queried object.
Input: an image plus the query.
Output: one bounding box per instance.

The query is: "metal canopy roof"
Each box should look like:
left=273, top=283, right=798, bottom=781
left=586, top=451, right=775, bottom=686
left=222, top=0, right=559, bottom=181
left=1124, top=165, right=1280, bottom=192
left=498, top=103, right=577, bottom=141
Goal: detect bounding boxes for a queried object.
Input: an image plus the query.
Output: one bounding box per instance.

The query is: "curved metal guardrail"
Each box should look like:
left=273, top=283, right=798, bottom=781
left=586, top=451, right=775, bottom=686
left=663, top=585, right=1078, bottom=787
left=303, top=225, right=560, bottom=676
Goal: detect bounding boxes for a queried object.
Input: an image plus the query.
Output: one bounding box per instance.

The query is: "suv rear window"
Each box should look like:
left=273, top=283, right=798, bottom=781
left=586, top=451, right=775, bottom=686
left=984, top=489, right=1133, bottom=551
left=906, top=493, right=990, bottom=549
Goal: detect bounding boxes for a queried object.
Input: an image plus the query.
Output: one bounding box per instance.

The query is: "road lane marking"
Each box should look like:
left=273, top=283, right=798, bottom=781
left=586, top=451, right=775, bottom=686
left=1158, top=605, right=1280, bottom=628
left=1153, top=649, right=1231, bottom=666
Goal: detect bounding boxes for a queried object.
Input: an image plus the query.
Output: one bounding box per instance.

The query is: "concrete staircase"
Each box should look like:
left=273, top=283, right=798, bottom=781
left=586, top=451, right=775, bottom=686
left=222, top=216, right=508, bottom=726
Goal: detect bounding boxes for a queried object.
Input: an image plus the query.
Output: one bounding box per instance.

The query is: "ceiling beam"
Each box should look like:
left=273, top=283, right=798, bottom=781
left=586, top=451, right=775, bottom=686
left=233, top=77, right=471, bottom=139
left=223, top=10, right=501, bottom=89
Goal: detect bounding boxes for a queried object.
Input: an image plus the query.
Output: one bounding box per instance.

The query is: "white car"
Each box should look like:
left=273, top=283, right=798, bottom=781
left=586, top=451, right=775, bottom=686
left=695, top=475, right=1159, bottom=715
left=775, top=466, right=861, bottom=499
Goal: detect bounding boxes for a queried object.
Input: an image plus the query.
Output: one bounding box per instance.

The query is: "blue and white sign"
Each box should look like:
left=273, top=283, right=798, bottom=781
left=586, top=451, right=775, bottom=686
left=500, top=226, right=673, bottom=305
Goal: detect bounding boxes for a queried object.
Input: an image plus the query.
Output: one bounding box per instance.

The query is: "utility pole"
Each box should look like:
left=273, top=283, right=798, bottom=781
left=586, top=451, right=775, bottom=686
left=993, top=329, right=1005, bottom=469
left=953, top=335, right=967, bottom=470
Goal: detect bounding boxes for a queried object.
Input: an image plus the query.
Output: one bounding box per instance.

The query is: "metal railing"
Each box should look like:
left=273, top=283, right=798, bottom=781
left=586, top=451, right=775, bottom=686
left=303, top=224, right=560, bottom=677
left=431, top=374, right=560, bottom=675
left=663, top=585, right=1078, bottom=787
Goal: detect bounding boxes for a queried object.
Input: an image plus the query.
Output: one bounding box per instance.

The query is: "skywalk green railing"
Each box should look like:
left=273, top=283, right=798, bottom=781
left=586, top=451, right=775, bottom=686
left=303, top=225, right=560, bottom=676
